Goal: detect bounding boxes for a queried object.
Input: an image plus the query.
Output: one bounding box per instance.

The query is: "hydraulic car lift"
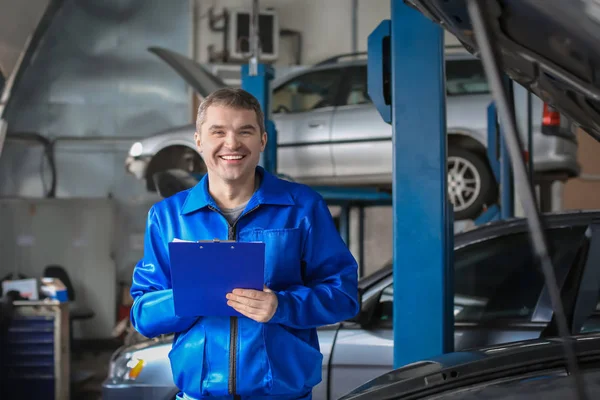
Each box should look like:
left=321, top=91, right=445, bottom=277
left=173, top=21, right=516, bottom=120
left=367, top=1, right=454, bottom=368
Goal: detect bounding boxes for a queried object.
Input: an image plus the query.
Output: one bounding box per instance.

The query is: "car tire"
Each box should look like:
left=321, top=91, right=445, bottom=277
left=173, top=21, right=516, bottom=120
left=145, top=146, right=205, bottom=192
left=448, top=146, right=497, bottom=221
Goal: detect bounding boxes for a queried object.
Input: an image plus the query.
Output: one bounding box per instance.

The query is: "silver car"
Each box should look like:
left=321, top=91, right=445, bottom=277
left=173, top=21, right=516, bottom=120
left=102, top=210, right=596, bottom=400
left=125, top=48, right=579, bottom=220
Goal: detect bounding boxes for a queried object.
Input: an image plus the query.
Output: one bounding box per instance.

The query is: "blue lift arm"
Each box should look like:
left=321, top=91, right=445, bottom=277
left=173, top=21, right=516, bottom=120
left=242, top=63, right=277, bottom=174
left=240, top=0, right=277, bottom=175
left=481, top=98, right=515, bottom=224
left=369, top=1, right=454, bottom=368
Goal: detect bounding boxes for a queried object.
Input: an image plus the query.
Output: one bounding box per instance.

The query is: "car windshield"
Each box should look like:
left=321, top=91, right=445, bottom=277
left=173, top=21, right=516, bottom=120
left=374, top=224, right=588, bottom=324
left=453, top=225, right=587, bottom=322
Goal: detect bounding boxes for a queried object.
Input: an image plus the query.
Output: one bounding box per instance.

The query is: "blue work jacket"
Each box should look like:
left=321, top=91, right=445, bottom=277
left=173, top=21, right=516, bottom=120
left=130, top=167, right=360, bottom=399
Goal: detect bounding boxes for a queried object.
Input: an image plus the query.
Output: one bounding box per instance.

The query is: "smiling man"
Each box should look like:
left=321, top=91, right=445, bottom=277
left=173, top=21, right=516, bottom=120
left=129, top=88, right=360, bottom=400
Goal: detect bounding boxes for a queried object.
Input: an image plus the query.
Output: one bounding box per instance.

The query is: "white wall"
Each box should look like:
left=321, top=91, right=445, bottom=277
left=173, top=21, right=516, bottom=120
left=194, top=0, right=460, bottom=66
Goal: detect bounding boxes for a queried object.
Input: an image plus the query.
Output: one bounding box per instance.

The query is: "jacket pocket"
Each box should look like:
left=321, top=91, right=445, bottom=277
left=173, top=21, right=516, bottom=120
left=169, top=324, right=206, bottom=398
left=240, top=228, right=304, bottom=289
left=263, top=324, right=323, bottom=394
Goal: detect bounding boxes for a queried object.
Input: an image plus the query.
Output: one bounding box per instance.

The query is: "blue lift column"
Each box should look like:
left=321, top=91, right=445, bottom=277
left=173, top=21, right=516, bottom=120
left=368, top=0, right=454, bottom=368
left=241, top=0, right=277, bottom=174
left=242, top=64, right=277, bottom=173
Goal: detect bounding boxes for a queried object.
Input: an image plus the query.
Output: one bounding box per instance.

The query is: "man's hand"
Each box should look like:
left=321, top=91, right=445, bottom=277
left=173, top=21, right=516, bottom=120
left=226, top=286, right=278, bottom=323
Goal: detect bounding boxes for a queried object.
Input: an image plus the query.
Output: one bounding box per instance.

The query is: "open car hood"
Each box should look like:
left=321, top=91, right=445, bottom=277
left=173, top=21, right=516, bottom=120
left=407, top=0, right=600, bottom=141
left=148, top=47, right=228, bottom=99
left=340, top=334, right=600, bottom=400
left=0, top=0, right=64, bottom=119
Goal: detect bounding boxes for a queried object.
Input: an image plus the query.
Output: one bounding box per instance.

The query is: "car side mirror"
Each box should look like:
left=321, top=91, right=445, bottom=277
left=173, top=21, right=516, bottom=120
left=348, top=288, right=381, bottom=327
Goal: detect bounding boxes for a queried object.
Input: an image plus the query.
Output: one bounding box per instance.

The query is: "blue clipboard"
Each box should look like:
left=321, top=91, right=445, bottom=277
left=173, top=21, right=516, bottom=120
left=168, top=240, right=265, bottom=318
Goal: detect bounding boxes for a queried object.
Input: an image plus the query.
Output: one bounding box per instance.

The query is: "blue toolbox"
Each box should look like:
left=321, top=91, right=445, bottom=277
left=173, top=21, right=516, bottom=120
left=1, top=300, right=69, bottom=399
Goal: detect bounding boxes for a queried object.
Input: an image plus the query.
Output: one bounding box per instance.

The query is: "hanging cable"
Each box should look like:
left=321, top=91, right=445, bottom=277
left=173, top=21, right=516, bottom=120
left=465, top=1, right=588, bottom=399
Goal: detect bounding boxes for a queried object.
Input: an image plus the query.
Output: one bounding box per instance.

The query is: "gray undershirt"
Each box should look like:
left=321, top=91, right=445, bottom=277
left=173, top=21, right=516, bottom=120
left=220, top=174, right=261, bottom=225
left=221, top=202, right=248, bottom=225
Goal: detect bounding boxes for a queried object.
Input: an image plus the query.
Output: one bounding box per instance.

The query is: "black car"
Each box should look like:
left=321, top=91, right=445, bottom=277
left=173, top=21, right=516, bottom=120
left=340, top=215, right=600, bottom=400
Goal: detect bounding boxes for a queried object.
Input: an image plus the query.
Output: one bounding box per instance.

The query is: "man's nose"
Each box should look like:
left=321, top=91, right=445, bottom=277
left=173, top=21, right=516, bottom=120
left=224, top=132, right=241, bottom=149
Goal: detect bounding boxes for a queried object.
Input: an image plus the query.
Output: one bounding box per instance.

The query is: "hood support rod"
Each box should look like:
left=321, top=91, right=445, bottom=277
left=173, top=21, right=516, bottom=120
left=466, top=1, right=588, bottom=399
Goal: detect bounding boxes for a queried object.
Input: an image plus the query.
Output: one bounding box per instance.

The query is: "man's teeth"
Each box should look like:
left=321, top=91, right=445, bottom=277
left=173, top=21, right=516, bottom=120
left=221, top=155, right=243, bottom=160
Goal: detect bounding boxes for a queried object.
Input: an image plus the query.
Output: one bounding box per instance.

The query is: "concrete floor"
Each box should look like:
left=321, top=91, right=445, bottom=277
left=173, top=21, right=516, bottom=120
left=71, top=347, right=114, bottom=400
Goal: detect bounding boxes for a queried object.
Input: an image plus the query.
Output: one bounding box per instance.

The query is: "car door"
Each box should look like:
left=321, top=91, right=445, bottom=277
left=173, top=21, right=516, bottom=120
left=329, top=65, right=393, bottom=182
left=271, top=68, right=342, bottom=181
left=327, top=223, right=587, bottom=400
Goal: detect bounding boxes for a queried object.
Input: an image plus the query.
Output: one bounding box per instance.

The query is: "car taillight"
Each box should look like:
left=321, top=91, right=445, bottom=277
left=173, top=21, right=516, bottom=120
left=543, top=103, right=561, bottom=126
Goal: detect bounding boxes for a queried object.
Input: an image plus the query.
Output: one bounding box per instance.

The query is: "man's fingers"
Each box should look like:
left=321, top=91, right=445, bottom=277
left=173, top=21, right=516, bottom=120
left=227, top=300, right=270, bottom=322
left=232, top=289, right=265, bottom=299
left=226, top=289, right=277, bottom=323
left=226, top=295, right=262, bottom=309
left=228, top=300, right=261, bottom=315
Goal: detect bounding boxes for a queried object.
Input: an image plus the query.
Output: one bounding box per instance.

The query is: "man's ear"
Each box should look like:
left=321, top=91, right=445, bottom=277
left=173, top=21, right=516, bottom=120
left=261, top=131, right=267, bottom=152
left=194, top=131, right=202, bottom=152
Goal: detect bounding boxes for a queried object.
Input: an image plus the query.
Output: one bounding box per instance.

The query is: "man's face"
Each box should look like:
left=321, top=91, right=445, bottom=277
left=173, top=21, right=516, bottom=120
left=195, top=105, right=266, bottom=184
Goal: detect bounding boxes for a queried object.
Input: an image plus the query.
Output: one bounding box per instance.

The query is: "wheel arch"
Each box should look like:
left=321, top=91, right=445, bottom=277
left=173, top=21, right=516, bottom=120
left=145, top=144, right=203, bottom=191
left=448, top=131, right=487, bottom=155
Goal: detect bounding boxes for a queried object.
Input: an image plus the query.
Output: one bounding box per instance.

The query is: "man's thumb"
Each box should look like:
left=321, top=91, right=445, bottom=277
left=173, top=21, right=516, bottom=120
left=263, top=285, right=272, bottom=293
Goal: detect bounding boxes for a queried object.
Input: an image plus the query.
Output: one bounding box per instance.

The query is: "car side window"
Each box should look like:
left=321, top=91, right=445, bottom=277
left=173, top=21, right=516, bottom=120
left=340, top=59, right=490, bottom=105
left=446, top=58, right=490, bottom=96
left=375, top=226, right=587, bottom=325
left=272, top=69, right=341, bottom=114
left=343, top=67, right=372, bottom=106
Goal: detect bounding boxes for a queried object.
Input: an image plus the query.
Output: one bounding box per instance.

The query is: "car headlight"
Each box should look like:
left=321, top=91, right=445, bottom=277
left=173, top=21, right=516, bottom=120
left=129, top=142, right=144, bottom=157
left=454, top=305, right=464, bottom=317
left=109, top=354, right=146, bottom=381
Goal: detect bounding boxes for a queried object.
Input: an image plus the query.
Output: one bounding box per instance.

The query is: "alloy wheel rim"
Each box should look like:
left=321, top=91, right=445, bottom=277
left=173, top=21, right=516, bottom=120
left=447, top=156, right=482, bottom=212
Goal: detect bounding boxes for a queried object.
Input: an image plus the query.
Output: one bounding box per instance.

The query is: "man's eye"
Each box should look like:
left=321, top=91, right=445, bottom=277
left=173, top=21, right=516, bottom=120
left=241, top=131, right=251, bottom=135
left=213, top=131, right=224, bottom=135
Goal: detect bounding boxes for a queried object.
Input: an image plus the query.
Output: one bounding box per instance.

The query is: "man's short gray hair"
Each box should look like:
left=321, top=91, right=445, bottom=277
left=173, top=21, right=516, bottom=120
left=196, top=88, right=265, bottom=134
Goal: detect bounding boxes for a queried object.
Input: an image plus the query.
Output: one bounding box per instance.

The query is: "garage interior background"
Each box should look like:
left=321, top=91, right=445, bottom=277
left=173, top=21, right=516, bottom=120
left=1, top=0, right=599, bottom=342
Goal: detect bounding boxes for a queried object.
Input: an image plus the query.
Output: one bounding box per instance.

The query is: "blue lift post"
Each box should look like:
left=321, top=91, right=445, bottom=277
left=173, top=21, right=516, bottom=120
left=241, top=0, right=277, bottom=175
left=475, top=102, right=502, bottom=225
left=500, top=79, right=515, bottom=219
left=241, top=63, right=277, bottom=174
left=368, top=0, right=454, bottom=368
left=478, top=97, right=516, bottom=224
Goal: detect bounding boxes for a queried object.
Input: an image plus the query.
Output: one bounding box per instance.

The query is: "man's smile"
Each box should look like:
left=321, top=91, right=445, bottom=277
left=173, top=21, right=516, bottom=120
left=219, top=154, right=247, bottom=163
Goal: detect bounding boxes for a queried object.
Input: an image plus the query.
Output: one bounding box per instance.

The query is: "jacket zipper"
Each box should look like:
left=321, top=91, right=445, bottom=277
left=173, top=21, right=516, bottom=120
left=227, top=223, right=238, bottom=397
left=209, top=204, right=260, bottom=397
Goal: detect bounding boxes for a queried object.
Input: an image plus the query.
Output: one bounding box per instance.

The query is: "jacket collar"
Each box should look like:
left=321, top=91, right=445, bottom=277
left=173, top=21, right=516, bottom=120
left=181, top=166, right=295, bottom=215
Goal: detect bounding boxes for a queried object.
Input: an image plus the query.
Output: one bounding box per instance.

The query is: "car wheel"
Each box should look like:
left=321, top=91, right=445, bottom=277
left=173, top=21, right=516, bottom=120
left=145, top=146, right=206, bottom=192
left=448, top=146, right=497, bottom=220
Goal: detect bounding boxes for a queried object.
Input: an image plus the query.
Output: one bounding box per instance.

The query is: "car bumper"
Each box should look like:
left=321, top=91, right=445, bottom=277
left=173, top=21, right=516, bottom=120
left=125, top=155, right=151, bottom=180
left=532, top=134, right=580, bottom=178
left=102, top=380, right=177, bottom=400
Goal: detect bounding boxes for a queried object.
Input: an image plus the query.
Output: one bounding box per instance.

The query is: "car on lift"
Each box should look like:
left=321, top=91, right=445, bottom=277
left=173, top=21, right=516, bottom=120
left=102, top=209, right=600, bottom=400
left=124, top=48, right=579, bottom=220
